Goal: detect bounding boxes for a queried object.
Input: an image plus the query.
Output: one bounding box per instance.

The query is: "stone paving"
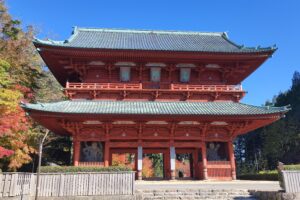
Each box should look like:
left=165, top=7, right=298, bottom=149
left=137, top=189, right=258, bottom=200
left=135, top=180, right=281, bottom=191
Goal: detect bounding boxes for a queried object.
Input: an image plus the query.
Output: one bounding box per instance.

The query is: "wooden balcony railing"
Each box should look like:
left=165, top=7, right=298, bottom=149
left=65, top=82, right=245, bottom=101
left=66, top=82, right=142, bottom=90
left=171, top=84, right=242, bottom=91
left=66, top=82, right=243, bottom=92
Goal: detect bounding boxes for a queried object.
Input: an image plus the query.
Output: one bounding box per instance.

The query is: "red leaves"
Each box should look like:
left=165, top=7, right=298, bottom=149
left=0, top=146, right=13, bottom=158
left=14, top=84, right=33, bottom=101
left=0, top=84, right=35, bottom=169
left=0, top=107, right=29, bottom=136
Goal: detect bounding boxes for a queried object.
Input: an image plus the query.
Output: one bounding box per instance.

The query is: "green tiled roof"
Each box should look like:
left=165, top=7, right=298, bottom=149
left=21, top=101, right=289, bottom=116
left=34, top=27, right=276, bottom=54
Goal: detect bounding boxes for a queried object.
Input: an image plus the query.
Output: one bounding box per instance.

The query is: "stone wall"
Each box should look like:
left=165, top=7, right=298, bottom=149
left=250, top=190, right=300, bottom=200
left=2, top=189, right=300, bottom=200
left=1, top=196, right=135, bottom=200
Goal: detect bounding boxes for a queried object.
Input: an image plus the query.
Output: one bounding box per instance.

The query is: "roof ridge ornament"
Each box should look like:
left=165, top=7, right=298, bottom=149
left=222, top=32, right=229, bottom=38
left=284, top=104, right=292, bottom=110
left=65, top=26, right=79, bottom=43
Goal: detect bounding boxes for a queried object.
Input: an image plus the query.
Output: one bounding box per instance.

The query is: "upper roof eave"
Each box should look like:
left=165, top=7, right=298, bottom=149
left=33, top=39, right=276, bottom=55
left=33, top=27, right=277, bottom=55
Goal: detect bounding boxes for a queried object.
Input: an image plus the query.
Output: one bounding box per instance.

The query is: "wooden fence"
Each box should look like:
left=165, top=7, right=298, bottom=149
left=282, top=170, right=300, bottom=193
left=0, top=172, right=135, bottom=197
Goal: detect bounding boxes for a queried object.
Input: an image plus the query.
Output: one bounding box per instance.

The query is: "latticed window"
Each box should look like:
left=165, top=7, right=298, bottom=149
left=180, top=68, right=191, bottom=83
left=150, top=67, right=161, bottom=82
left=120, top=67, right=131, bottom=82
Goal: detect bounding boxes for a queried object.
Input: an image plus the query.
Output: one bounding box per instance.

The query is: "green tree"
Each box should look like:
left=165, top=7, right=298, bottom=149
left=236, top=71, right=300, bottom=174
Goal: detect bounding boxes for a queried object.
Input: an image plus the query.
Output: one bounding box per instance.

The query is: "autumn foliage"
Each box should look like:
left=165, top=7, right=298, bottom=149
left=0, top=1, right=41, bottom=171
left=112, top=153, right=136, bottom=170
left=142, top=156, right=155, bottom=178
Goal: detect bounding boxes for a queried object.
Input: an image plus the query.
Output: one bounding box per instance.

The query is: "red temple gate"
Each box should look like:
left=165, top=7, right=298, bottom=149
left=22, top=27, right=289, bottom=180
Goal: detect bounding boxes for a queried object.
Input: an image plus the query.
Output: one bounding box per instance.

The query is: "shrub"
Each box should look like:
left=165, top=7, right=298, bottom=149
left=238, top=170, right=279, bottom=181
left=283, top=164, right=300, bottom=171
left=40, top=166, right=132, bottom=173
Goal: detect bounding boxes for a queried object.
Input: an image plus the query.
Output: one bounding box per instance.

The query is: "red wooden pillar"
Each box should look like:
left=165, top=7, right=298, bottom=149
left=73, top=141, right=80, bottom=166
left=104, top=141, right=110, bottom=167
left=193, top=149, right=198, bottom=179
left=228, top=140, right=236, bottom=180
left=104, top=123, right=110, bottom=167
left=201, top=142, right=208, bottom=180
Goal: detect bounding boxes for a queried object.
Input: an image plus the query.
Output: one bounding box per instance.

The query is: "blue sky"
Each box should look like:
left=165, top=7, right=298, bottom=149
left=6, top=0, right=299, bottom=106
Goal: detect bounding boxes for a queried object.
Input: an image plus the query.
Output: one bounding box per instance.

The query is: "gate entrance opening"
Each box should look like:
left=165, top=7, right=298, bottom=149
left=142, top=153, right=164, bottom=179
left=142, top=148, right=169, bottom=180
left=175, top=148, right=198, bottom=179
left=176, top=153, right=193, bottom=179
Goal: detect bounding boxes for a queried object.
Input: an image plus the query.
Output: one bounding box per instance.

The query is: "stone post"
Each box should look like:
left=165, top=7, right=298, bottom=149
left=170, top=146, right=176, bottom=180
left=137, top=146, right=143, bottom=180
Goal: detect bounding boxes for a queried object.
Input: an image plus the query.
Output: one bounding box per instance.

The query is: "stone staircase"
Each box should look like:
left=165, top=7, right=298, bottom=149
left=135, top=189, right=258, bottom=200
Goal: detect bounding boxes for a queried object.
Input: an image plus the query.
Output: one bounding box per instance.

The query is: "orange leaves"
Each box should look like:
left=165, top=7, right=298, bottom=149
left=0, top=107, right=28, bottom=135
left=142, top=156, right=155, bottom=178
left=8, top=139, right=35, bottom=170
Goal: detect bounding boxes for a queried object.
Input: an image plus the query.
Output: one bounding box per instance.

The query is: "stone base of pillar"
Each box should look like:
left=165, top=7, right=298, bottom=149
left=137, top=170, right=142, bottom=180
left=170, top=170, right=175, bottom=180
left=203, top=168, right=208, bottom=180
left=232, top=171, right=236, bottom=180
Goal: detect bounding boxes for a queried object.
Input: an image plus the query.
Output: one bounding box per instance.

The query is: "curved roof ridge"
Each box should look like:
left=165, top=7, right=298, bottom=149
left=75, top=27, right=225, bottom=36
left=33, top=37, right=65, bottom=45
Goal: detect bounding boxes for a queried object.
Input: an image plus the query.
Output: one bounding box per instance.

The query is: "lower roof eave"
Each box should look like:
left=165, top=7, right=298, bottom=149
left=25, top=110, right=286, bottom=137
left=25, top=108, right=287, bottom=121
left=21, top=100, right=290, bottom=136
